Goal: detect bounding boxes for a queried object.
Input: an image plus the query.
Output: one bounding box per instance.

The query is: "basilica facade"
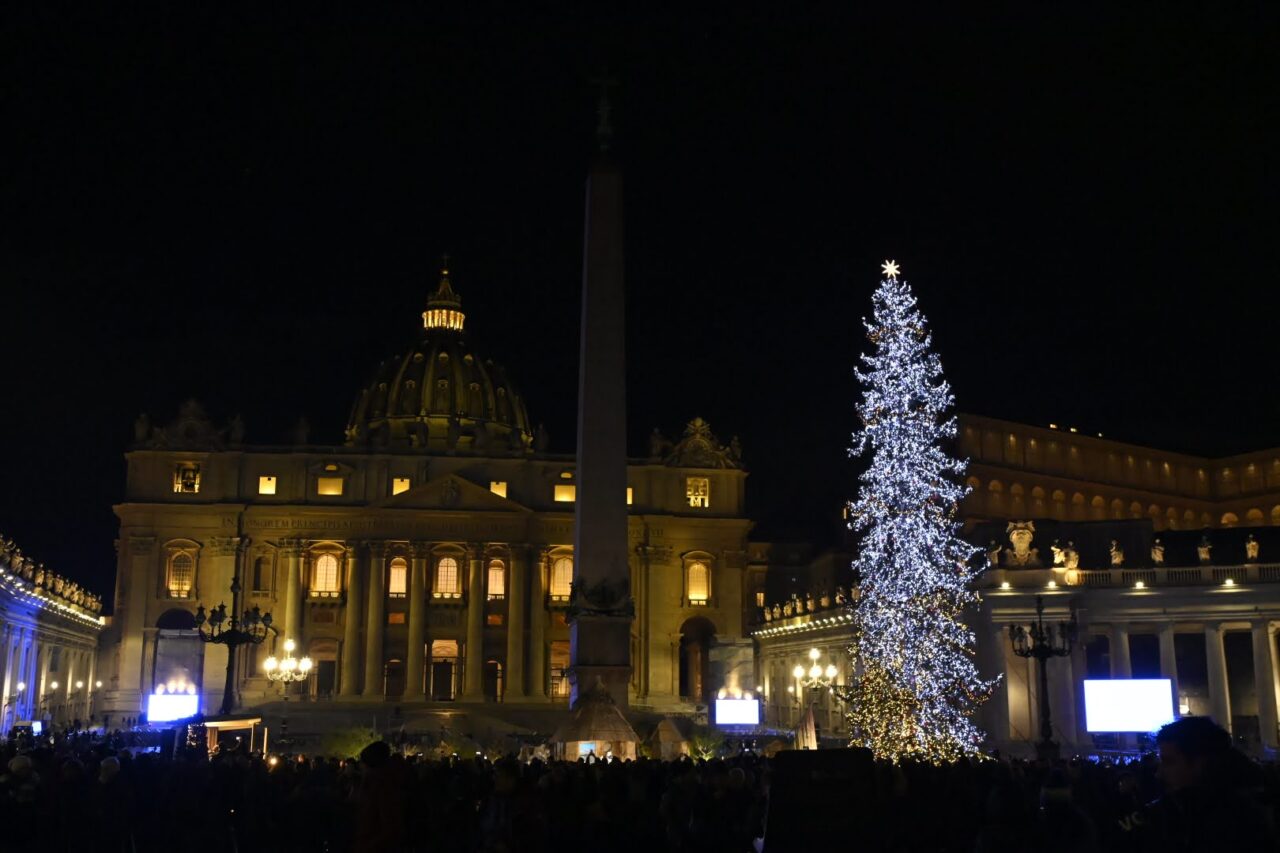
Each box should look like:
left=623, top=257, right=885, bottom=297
left=97, top=268, right=757, bottom=724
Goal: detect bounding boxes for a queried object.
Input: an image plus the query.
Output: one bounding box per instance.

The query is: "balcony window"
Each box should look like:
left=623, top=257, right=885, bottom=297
left=173, top=464, right=200, bottom=494
left=312, top=554, right=340, bottom=595
left=490, top=481, right=508, bottom=498
left=388, top=557, right=407, bottom=597
left=687, top=561, right=710, bottom=603
left=166, top=552, right=194, bottom=598
left=392, top=477, right=411, bottom=495
left=434, top=556, right=461, bottom=598
left=549, top=557, right=573, bottom=600
left=257, top=475, right=277, bottom=495
left=487, top=560, right=505, bottom=600
left=554, top=484, right=576, bottom=503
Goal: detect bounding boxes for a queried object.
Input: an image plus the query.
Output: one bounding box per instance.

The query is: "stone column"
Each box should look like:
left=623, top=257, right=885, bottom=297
left=1251, top=622, right=1279, bottom=748
left=1109, top=624, right=1132, bottom=678
left=527, top=548, right=549, bottom=700
left=403, top=543, right=429, bottom=699
left=1159, top=624, right=1180, bottom=715
left=462, top=545, right=485, bottom=701
left=984, top=621, right=1011, bottom=747
left=1205, top=622, right=1232, bottom=732
left=504, top=546, right=529, bottom=701
left=280, top=540, right=304, bottom=651
left=361, top=542, right=387, bottom=697
left=115, top=536, right=154, bottom=714
left=339, top=544, right=363, bottom=697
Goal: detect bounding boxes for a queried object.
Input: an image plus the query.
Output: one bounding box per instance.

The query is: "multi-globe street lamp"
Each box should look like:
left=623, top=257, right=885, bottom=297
left=1009, top=595, right=1077, bottom=761
left=263, top=638, right=312, bottom=745
left=195, top=574, right=273, bottom=716
left=792, top=648, right=840, bottom=743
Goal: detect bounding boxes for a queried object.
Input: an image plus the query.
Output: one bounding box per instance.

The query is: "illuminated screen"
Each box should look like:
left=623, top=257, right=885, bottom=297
left=30, top=721, right=42, bottom=735
left=1083, top=679, right=1175, bottom=732
left=148, top=692, right=199, bottom=723
left=715, top=699, right=760, bottom=725
left=577, top=742, right=597, bottom=756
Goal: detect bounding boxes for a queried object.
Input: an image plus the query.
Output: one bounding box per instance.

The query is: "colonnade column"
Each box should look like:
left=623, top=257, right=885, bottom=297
left=1109, top=624, right=1132, bottom=679
left=361, top=542, right=387, bottom=698
left=527, top=549, right=549, bottom=700
left=462, top=545, right=485, bottom=701
left=338, top=544, right=363, bottom=697
left=1158, top=624, right=1180, bottom=715
left=984, top=621, right=1011, bottom=746
left=281, top=540, right=304, bottom=652
left=1251, top=621, right=1278, bottom=748
left=504, top=546, right=528, bottom=701
left=403, top=543, right=429, bottom=700
left=1205, top=622, right=1232, bottom=732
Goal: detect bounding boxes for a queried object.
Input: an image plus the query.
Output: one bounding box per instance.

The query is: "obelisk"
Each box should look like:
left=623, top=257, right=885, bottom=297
left=567, top=89, right=633, bottom=710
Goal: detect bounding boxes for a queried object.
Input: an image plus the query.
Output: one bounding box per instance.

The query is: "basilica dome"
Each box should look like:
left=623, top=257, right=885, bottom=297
left=345, top=264, right=534, bottom=453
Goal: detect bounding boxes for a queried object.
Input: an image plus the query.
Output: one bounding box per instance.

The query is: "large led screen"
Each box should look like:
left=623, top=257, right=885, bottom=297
left=715, top=698, right=760, bottom=725
left=147, top=692, right=199, bottom=723
left=1083, top=679, right=1175, bottom=732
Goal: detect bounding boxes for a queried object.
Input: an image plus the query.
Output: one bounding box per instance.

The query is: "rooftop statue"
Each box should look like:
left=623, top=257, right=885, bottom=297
left=1246, top=533, right=1260, bottom=562
left=664, top=418, right=743, bottom=469
left=1151, top=538, right=1165, bottom=566
left=1198, top=535, right=1212, bottom=564
left=1003, top=521, right=1042, bottom=568
left=1109, top=540, right=1125, bottom=567
left=1061, top=541, right=1080, bottom=570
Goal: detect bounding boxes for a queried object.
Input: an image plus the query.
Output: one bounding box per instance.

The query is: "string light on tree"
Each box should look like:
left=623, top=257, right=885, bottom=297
left=835, top=260, right=997, bottom=763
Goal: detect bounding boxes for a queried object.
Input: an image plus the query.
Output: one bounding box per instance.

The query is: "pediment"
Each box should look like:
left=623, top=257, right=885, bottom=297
left=377, top=473, right=530, bottom=513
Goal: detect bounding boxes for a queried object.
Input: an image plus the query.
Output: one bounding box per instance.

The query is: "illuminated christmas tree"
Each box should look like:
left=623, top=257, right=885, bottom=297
left=839, top=261, right=995, bottom=763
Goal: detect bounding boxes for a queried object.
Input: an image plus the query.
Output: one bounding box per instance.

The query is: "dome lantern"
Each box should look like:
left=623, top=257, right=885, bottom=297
left=422, top=255, right=465, bottom=332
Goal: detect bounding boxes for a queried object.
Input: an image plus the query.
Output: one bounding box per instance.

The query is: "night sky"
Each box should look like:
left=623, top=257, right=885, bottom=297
left=4, top=9, right=1275, bottom=599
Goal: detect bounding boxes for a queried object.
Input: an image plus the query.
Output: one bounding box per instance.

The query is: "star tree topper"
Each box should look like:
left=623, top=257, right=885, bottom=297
left=881, top=259, right=900, bottom=280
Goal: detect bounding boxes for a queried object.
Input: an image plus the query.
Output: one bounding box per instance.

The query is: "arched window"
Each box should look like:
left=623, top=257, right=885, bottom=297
left=487, top=559, right=505, bottom=600
left=388, top=557, right=408, bottom=598
left=549, top=557, right=573, bottom=600
left=167, top=552, right=194, bottom=598
left=687, top=562, right=710, bottom=604
left=251, top=556, right=270, bottom=592
left=435, top=557, right=460, bottom=597
left=312, top=554, right=340, bottom=594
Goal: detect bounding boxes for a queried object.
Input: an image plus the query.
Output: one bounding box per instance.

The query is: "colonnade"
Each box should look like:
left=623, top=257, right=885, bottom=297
left=274, top=539, right=554, bottom=703
left=0, top=622, right=100, bottom=730
left=995, top=618, right=1280, bottom=751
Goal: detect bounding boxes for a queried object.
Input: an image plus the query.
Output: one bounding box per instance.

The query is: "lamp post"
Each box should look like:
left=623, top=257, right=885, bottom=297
left=195, top=575, right=273, bottom=716
left=1010, top=595, right=1077, bottom=761
left=263, top=638, right=312, bottom=745
left=792, top=648, right=840, bottom=746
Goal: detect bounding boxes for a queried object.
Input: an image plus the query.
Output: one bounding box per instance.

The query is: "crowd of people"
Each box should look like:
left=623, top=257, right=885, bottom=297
left=0, top=717, right=1276, bottom=852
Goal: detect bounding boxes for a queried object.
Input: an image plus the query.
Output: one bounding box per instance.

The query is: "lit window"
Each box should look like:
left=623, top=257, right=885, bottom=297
left=626, top=487, right=633, bottom=505
left=490, top=481, right=508, bottom=498
left=550, top=557, right=573, bottom=599
left=388, top=557, right=407, bottom=597
left=312, top=554, right=340, bottom=594
left=317, top=477, right=344, bottom=496
left=487, top=613, right=504, bottom=626
left=257, top=476, right=277, bottom=495
left=167, top=552, right=194, bottom=598
left=554, top=484, right=576, bottom=502
left=173, top=464, right=200, bottom=494
left=686, top=477, right=710, bottom=508
left=687, top=561, right=710, bottom=603
left=392, top=477, right=411, bottom=495
left=560, top=471, right=573, bottom=479
left=487, top=560, right=505, bottom=600
left=387, top=612, right=406, bottom=625
left=755, top=590, right=765, bottom=608
left=434, top=557, right=460, bottom=597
